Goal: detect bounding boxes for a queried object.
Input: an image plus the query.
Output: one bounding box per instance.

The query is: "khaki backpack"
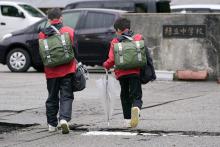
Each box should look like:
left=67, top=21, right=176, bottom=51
left=114, top=35, right=147, bottom=69
left=39, top=26, right=74, bottom=67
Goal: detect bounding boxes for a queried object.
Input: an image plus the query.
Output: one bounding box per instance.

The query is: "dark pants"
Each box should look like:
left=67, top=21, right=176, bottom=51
left=46, top=74, right=74, bottom=127
left=119, top=74, right=142, bottom=119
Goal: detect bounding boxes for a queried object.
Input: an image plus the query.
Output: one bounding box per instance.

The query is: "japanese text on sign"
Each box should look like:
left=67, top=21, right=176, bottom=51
left=163, top=25, right=206, bottom=38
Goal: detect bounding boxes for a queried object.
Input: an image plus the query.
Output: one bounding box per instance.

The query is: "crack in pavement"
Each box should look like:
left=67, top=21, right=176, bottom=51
left=0, top=107, right=44, bottom=117
left=91, top=128, right=220, bottom=137
left=3, top=133, right=58, bottom=147
left=1, top=124, right=220, bottom=147
left=0, top=110, right=24, bottom=114
left=65, top=124, right=220, bottom=137
left=141, top=94, right=205, bottom=110
left=0, top=122, right=39, bottom=128
left=0, top=122, right=39, bottom=135
left=0, top=107, right=43, bottom=113
left=0, top=94, right=217, bottom=147
left=92, top=95, right=207, bottom=131
left=112, top=94, right=205, bottom=117
left=0, top=124, right=89, bottom=147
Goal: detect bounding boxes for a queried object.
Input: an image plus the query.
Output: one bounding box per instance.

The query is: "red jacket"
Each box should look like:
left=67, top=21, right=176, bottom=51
left=38, top=20, right=76, bottom=79
left=103, top=34, right=143, bottom=79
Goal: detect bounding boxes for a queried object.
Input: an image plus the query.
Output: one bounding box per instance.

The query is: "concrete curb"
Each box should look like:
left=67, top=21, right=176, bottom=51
left=86, top=66, right=211, bottom=82
left=175, top=70, right=208, bottom=81
left=155, top=70, right=175, bottom=81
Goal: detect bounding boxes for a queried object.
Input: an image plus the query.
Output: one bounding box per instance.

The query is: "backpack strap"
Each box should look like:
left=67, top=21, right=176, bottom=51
left=60, top=34, right=70, bottom=58
left=51, top=25, right=70, bottom=58
left=122, top=35, right=133, bottom=41
left=135, top=41, right=142, bottom=62
left=50, top=25, right=60, bottom=34
left=43, top=39, right=52, bottom=63
left=117, top=43, right=124, bottom=64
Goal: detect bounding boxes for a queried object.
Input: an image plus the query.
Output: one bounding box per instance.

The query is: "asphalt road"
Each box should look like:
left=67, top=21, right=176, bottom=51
left=0, top=64, right=220, bottom=147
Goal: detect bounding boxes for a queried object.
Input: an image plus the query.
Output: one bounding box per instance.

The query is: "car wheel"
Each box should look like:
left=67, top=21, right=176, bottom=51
left=6, top=48, right=31, bottom=72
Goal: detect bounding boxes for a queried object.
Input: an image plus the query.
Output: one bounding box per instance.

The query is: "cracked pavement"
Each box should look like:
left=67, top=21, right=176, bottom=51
left=0, top=65, right=220, bottom=147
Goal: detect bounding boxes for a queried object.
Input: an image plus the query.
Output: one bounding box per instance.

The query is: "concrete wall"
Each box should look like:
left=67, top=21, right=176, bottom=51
left=123, top=14, right=220, bottom=79
left=170, top=0, right=220, bottom=5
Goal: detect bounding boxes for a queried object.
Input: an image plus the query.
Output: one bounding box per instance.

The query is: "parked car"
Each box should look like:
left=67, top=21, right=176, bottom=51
left=0, top=8, right=125, bottom=72
left=0, top=1, right=45, bottom=39
left=65, top=0, right=171, bottom=13
left=171, top=4, right=220, bottom=13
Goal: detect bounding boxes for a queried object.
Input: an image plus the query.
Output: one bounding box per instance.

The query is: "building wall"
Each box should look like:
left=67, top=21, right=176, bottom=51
left=123, top=13, right=220, bottom=79
left=171, top=0, right=220, bottom=5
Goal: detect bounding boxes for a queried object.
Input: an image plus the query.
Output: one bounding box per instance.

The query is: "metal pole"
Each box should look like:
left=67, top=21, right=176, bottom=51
left=216, top=53, right=220, bottom=83
left=105, top=69, right=110, bottom=126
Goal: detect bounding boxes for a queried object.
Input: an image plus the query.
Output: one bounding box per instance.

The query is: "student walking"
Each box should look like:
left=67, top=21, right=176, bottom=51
left=38, top=8, right=77, bottom=134
left=103, top=18, right=145, bottom=128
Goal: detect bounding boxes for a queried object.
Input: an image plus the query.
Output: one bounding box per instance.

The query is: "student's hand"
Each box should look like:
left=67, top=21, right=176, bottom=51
left=103, top=62, right=110, bottom=70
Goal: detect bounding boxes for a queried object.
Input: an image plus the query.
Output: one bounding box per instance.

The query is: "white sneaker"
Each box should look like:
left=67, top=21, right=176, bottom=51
left=60, top=119, right=70, bottom=134
left=123, top=119, right=131, bottom=128
left=48, top=124, right=58, bottom=132
left=130, top=107, right=140, bottom=128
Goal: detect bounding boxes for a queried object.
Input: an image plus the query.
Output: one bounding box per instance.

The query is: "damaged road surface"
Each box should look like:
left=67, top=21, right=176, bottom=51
left=0, top=124, right=220, bottom=147
left=0, top=122, right=38, bottom=134
left=0, top=65, right=220, bottom=147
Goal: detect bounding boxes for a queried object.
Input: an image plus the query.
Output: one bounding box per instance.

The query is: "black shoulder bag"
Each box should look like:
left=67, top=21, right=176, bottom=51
left=140, top=47, right=156, bottom=84
left=72, top=61, right=88, bottom=92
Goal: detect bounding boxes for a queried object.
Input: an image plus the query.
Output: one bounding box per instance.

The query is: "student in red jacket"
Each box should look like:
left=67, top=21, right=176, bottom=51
left=39, top=8, right=77, bottom=134
left=103, top=18, right=143, bottom=128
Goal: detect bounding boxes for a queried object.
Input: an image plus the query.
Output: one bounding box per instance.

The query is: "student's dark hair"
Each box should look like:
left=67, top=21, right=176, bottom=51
left=114, top=18, right=130, bottom=31
left=47, top=8, right=62, bottom=20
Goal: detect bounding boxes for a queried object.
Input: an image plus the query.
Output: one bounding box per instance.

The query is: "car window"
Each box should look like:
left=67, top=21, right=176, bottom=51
left=103, top=2, right=134, bottom=11
left=211, top=9, right=220, bottom=13
left=83, top=12, right=115, bottom=29
left=63, top=12, right=81, bottom=29
left=1, top=5, right=21, bottom=17
left=76, top=2, right=102, bottom=8
left=19, top=4, right=44, bottom=18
